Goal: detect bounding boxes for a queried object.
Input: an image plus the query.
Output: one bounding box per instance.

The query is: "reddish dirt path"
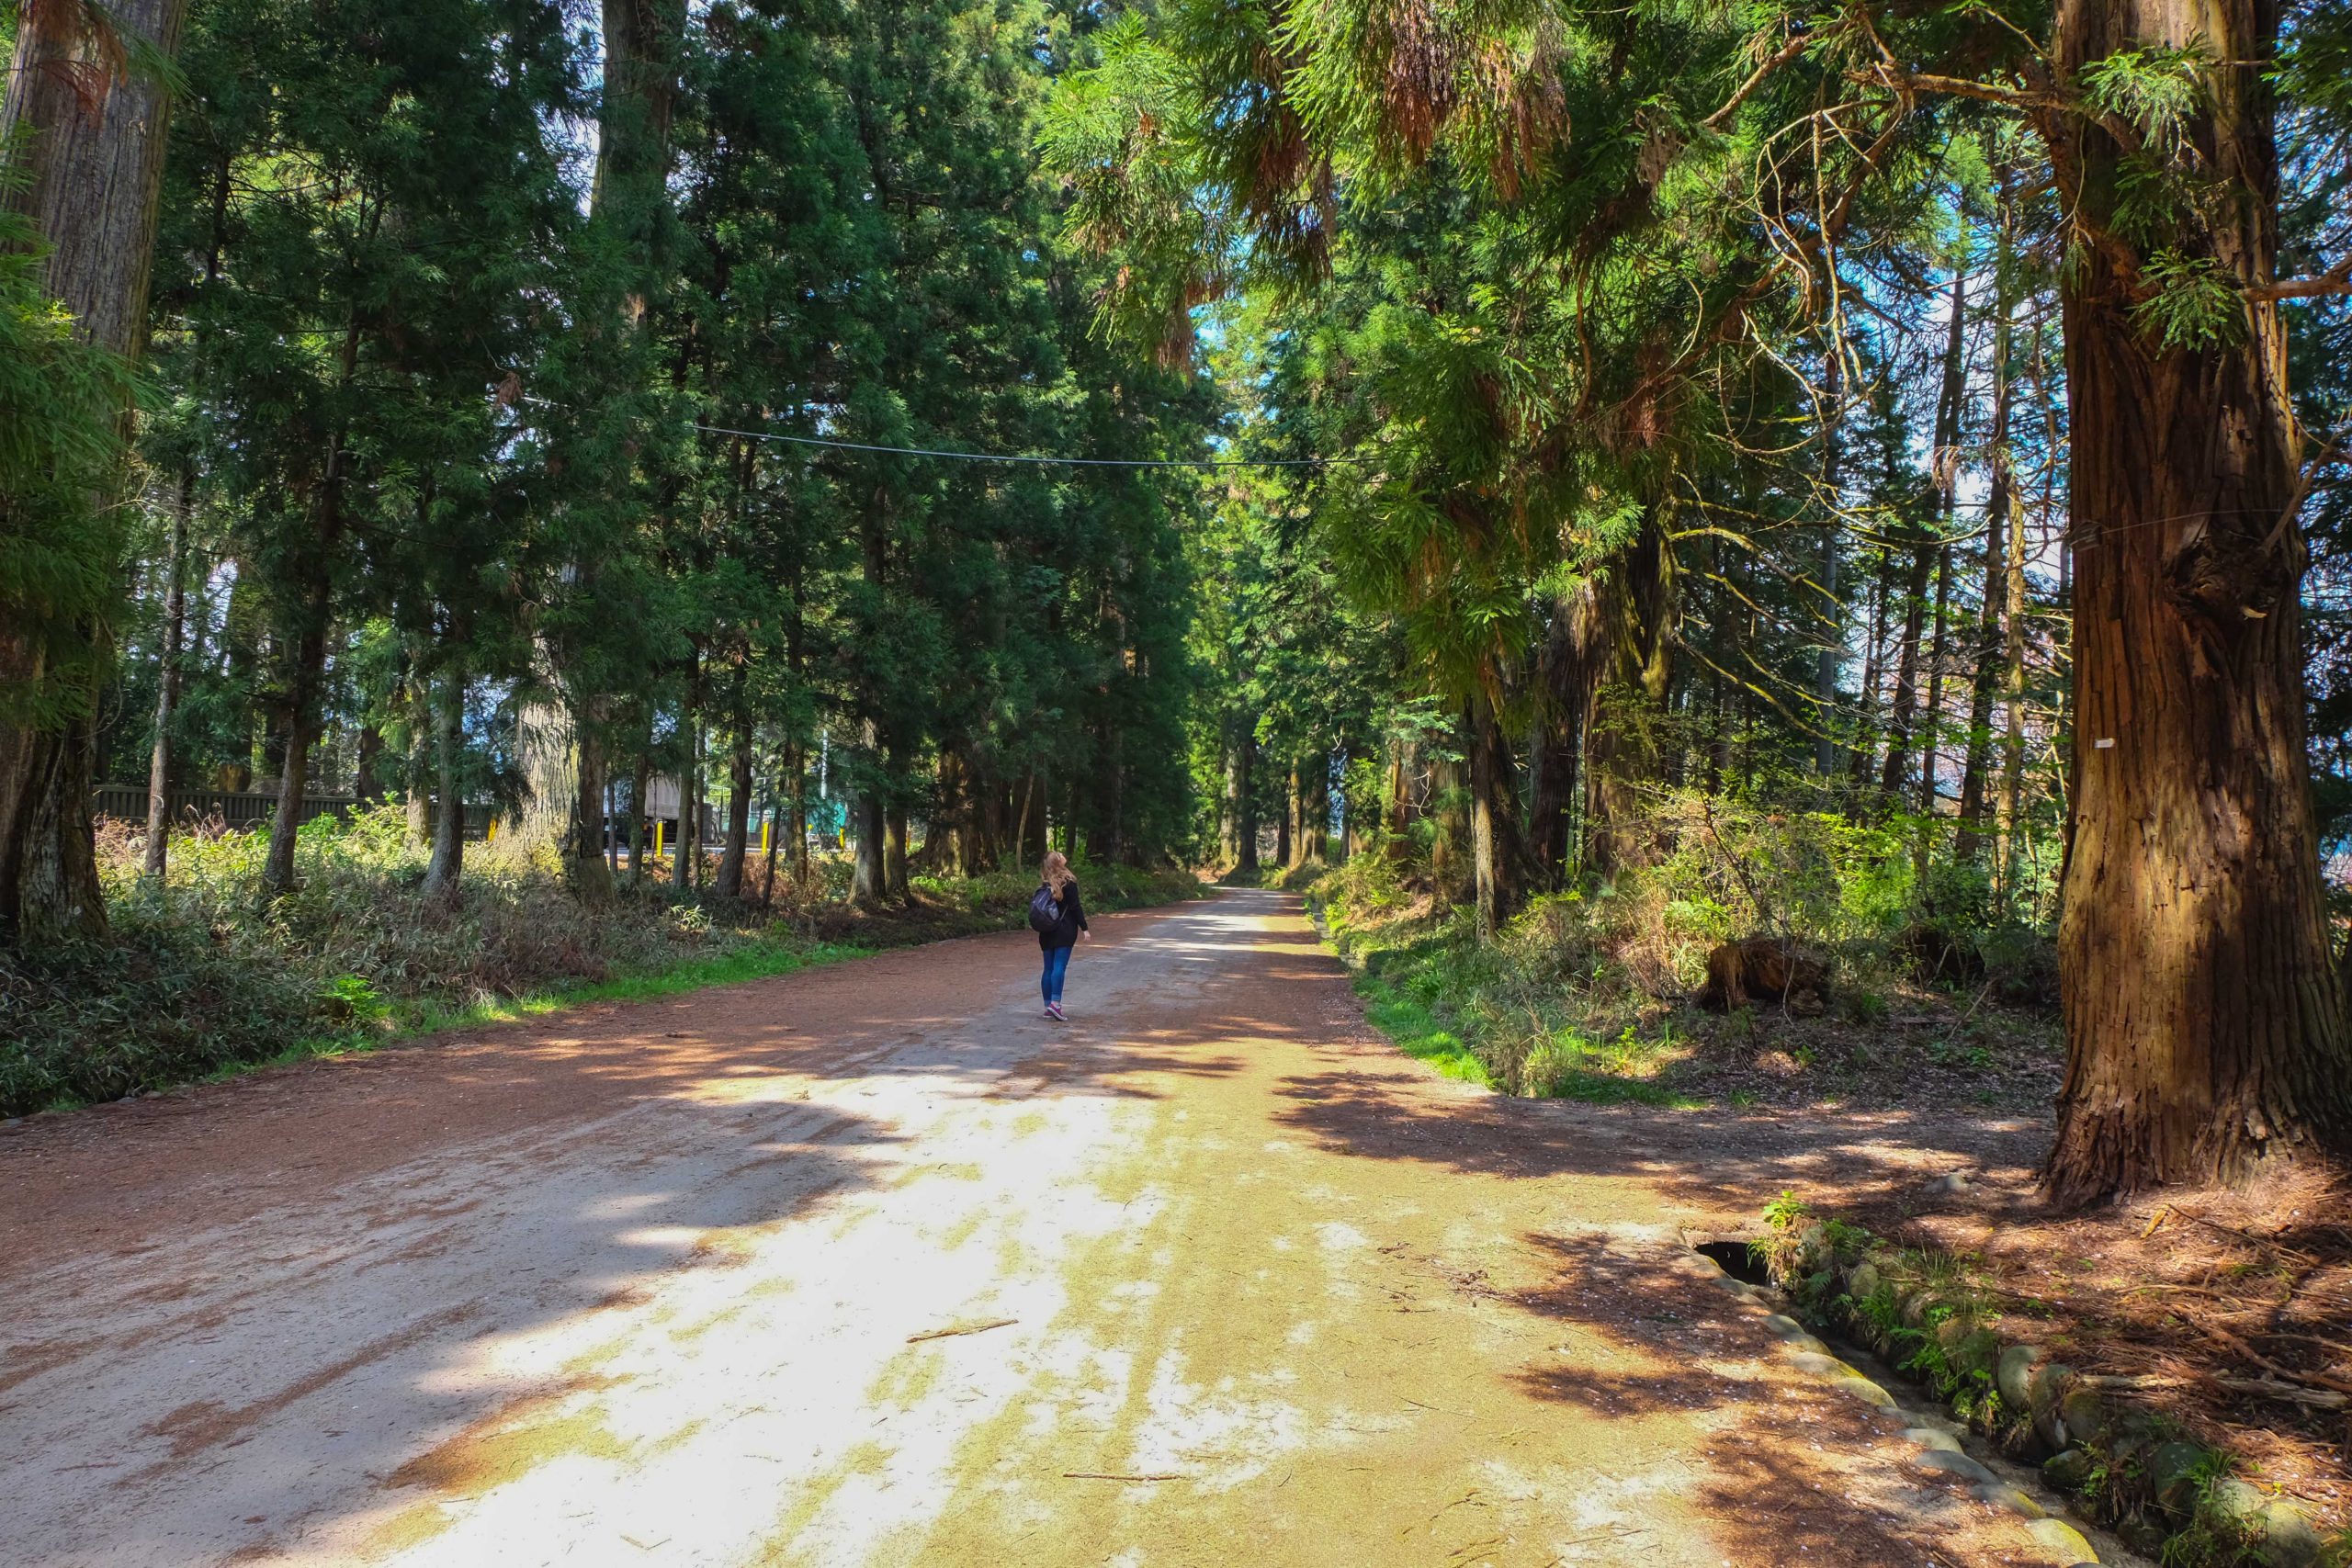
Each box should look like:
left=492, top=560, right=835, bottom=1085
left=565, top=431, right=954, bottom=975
left=2, top=891, right=2122, bottom=1566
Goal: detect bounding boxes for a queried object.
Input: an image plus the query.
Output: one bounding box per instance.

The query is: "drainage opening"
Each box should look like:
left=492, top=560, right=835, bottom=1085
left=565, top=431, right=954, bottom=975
left=1694, top=1238, right=1770, bottom=1286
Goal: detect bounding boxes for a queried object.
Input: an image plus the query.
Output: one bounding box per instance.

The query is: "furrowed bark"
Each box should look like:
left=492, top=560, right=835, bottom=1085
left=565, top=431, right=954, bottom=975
left=421, top=662, right=466, bottom=908
left=714, top=721, right=752, bottom=899
left=2042, top=0, right=2352, bottom=1201
left=0, top=0, right=191, bottom=942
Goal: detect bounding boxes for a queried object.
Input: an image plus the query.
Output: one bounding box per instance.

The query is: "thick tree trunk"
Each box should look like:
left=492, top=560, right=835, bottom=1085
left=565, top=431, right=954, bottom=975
left=628, top=741, right=651, bottom=884
left=406, top=682, right=434, bottom=847
left=1467, top=696, right=1523, bottom=939
left=0, top=711, right=105, bottom=942
left=852, top=793, right=886, bottom=905
left=674, top=699, right=700, bottom=891
left=421, top=664, right=466, bottom=907
left=1274, top=775, right=1293, bottom=868
left=1530, top=584, right=1597, bottom=887
left=1584, top=513, right=1673, bottom=876
left=1429, top=745, right=1468, bottom=905
left=514, top=695, right=576, bottom=852
left=714, top=724, right=752, bottom=898
left=1295, top=755, right=1329, bottom=868
left=141, top=468, right=193, bottom=878
left=788, top=747, right=808, bottom=880
left=1385, top=738, right=1420, bottom=862
left=0, top=0, right=189, bottom=942
left=760, top=776, right=783, bottom=907
left=1232, top=736, right=1258, bottom=871
left=569, top=718, right=613, bottom=900
left=260, top=614, right=328, bottom=897
left=596, top=0, right=686, bottom=225
left=2042, top=0, right=2352, bottom=1200
left=884, top=793, right=909, bottom=901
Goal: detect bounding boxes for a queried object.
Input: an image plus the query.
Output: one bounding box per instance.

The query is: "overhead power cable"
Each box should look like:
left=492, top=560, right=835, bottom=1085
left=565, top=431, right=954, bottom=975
left=517, top=395, right=1357, bottom=468
left=686, top=417, right=1361, bottom=469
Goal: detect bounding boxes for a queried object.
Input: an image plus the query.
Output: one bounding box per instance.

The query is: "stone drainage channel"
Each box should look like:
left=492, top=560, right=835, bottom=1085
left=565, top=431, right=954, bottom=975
left=1688, top=1239, right=2142, bottom=1568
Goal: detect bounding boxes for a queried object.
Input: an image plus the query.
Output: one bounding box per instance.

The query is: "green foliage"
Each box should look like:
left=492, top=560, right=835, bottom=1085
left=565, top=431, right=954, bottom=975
left=0, top=166, right=132, bottom=731
left=0, top=807, right=1201, bottom=1115
left=2133, top=250, right=2245, bottom=349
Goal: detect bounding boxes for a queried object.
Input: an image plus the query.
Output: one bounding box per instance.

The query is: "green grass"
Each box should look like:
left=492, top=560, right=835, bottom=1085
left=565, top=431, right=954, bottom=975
left=169, top=939, right=877, bottom=1097
left=6, top=821, right=1213, bottom=1119
left=1306, top=868, right=1706, bottom=1108
left=1353, top=969, right=1493, bottom=1085
left=392, top=938, right=872, bottom=1034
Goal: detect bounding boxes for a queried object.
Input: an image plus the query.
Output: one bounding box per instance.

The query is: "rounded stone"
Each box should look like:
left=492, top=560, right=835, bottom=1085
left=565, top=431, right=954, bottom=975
left=1971, top=1480, right=2045, bottom=1518
left=1900, top=1290, right=1948, bottom=1329
left=2146, top=1438, right=2209, bottom=1514
left=2208, top=1477, right=2266, bottom=1525
left=1915, top=1448, right=1998, bottom=1485
left=2256, top=1499, right=2327, bottom=1567
left=1996, top=1342, right=2046, bottom=1409
left=2041, top=1447, right=2097, bottom=1492
left=2025, top=1362, right=2075, bottom=1449
left=2025, top=1360, right=2073, bottom=1417
left=2056, top=1382, right=2106, bottom=1444
left=2024, top=1517, right=2099, bottom=1564
left=1826, top=1368, right=1899, bottom=1409
left=1845, top=1260, right=1882, bottom=1301
left=1904, top=1427, right=1964, bottom=1453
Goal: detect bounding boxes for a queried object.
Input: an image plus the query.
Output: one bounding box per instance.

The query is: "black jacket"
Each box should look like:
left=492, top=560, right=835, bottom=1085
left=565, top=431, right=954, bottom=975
left=1037, top=878, right=1088, bottom=950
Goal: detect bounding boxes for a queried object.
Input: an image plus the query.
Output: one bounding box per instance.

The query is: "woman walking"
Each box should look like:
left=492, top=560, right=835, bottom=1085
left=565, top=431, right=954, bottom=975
left=1035, top=851, right=1088, bottom=1021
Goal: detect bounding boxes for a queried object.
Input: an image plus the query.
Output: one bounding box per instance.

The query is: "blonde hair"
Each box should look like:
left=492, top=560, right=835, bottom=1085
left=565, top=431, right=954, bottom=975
left=1041, top=851, right=1071, bottom=893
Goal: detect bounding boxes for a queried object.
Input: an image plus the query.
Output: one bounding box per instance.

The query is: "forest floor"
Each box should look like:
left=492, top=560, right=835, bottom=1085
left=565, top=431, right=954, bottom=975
left=1849, top=1163, right=2352, bottom=1536
left=3, top=889, right=2137, bottom=1568
left=1304, top=880, right=2351, bottom=1550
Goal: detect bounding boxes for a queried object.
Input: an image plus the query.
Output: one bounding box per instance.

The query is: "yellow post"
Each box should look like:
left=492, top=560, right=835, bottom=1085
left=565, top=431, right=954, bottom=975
left=762, top=817, right=771, bottom=854
left=487, top=817, right=497, bottom=843
left=654, top=819, right=664, bottom=858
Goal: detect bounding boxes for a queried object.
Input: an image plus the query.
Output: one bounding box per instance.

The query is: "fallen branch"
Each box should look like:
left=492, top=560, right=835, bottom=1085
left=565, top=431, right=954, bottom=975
left=2189, top=1316, right=2352, bottom=1397
left=1062, top=1471, right=1182, bottom=1482
left=906, top=1316, right=1017, bottom=1343
left=2168, top=1207, right=2320, bottom=1262
left=2211, top=1375, right=2350, bottom=1410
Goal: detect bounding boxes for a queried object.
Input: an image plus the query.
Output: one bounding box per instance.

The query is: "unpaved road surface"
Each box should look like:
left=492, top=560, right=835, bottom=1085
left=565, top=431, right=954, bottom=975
left=4, top=891, right=2103, bottom=1567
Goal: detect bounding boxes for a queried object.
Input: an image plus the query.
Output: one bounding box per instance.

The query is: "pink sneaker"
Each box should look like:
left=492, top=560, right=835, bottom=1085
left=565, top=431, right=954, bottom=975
left=1046, top=1002, right=1066, bottom=1021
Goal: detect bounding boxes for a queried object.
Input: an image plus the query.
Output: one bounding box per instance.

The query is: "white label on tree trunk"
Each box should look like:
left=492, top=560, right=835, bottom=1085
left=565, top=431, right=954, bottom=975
left=2094, top=738, right=2115, bottom=749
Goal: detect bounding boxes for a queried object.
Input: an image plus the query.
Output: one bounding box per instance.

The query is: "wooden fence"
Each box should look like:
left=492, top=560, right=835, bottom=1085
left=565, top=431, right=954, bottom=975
left=93, top=785, right=494, bottom=840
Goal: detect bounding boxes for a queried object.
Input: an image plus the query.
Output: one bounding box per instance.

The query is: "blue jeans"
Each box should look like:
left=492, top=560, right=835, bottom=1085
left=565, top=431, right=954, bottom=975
left=1040, top=943, right=1073, bottom=1006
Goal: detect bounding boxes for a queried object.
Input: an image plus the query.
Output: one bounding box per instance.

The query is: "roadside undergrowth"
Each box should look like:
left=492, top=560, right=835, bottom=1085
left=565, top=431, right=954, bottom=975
left=1752, top=1194, right=2351, bottom=1568
left=1293, top=798, right=2061, bottom=1112
left=1, top=807, right=1205, bottom=1117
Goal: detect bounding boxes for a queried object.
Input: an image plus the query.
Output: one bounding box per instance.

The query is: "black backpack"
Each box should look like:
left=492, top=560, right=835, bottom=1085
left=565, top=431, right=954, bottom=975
left=1027, top=884, right=1062, bottom=933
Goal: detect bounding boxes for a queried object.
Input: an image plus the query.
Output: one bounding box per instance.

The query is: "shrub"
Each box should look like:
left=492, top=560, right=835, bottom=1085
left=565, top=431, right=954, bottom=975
left=2, top=811, right=1207, bottom=1115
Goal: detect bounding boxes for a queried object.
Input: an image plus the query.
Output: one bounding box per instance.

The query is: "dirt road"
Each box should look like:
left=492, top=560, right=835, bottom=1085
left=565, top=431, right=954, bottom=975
left=3, top=891, right=2108, bottom=1567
